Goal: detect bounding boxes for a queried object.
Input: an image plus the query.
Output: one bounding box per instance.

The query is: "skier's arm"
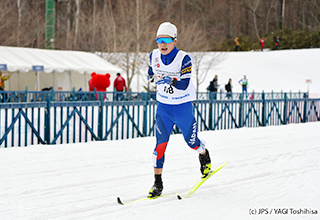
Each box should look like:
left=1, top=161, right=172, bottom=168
left=174, top=55, right=192, bottom=90
left=174, top=78, right=189, bottom=90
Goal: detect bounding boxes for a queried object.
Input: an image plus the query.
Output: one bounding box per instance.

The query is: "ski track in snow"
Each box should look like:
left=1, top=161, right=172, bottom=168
left=1, top=122, right=320, bottom=220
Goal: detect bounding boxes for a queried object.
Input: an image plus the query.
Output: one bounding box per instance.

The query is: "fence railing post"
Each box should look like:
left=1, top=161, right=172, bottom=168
left=25, top=86, right=28, bottom=102
left=303, top=93, right=308, bottom=122
left=283, top=92, right=288, bottom=124
left=72, top=87, right=76, bottom=101
left=239, top=92, right=244, bottom=127
left=45, top=92, right=51, bottom=144
left=262, top=91, right=266, bottom=126
left=209, top=99, right=213, bottom=130
left=98, top=92, right=103, bottom=140
left=143, top=101, right=148, bottom=136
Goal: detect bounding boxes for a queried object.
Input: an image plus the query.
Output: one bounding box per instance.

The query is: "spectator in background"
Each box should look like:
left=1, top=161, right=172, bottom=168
left=207, top=75, right=219, bottom=99
left=0, top=71, right=10, bottom=90
left=0, top=71, right=10, bottom=102
left=234, top=37, right=240, bottom=51
left=274, top=36, right=280, bottom=50
left=225, top=78, right=232, bottom=99
left=114, top=73, right=127, bottom=101
left=259, top=37, right=264, bottom=51
left=239, top=75, right=248, bottom=97
left=207, top=75, right=219, bottom=92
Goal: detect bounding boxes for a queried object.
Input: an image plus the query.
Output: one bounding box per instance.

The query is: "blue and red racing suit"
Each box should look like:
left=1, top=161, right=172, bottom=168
left=148, top=47, right=205, bottom=169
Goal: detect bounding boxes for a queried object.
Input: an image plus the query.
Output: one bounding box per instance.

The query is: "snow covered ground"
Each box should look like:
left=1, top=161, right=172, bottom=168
left=1, top=122, right=320, bottom=220
left=1, top=49, right=320, bottom=219
left=203, top=49, right=320, bottom=97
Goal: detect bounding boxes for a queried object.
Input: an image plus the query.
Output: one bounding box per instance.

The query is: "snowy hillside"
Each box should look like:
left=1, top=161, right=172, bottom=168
left=203, top=49, right=320, bottom=96
left=1, top=122, right=320, bottom=220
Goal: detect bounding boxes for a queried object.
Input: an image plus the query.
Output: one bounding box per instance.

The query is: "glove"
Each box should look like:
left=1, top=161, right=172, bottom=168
left=155, top=76, right=172, bottom=85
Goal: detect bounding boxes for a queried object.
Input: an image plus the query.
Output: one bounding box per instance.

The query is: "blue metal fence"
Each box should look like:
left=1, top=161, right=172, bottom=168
left=0, top=88, right=307, bottom=103
left=0, top=90, right=319, bottom=147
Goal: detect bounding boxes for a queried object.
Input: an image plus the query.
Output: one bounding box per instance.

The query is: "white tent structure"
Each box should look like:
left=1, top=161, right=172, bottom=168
left=0, top=46, right=122, bottom=91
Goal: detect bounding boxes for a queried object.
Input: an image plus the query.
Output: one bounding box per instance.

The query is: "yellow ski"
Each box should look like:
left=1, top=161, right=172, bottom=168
left=117, top=193, right=179, bottom=205
left=117, top=162, right=227, bottom=205
left=178, top=161, right=228, bottom=199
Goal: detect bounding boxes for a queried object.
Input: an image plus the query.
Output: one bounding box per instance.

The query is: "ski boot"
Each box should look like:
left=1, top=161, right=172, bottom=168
left=199, top=149, right=211, bottom=178
left=148, top=184, right=163, bottom=198
left=148, top=174, right=163, bottom=198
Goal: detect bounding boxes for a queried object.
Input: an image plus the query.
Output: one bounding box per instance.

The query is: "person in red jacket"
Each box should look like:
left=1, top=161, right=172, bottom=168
left=114, top=73, right=127, bottom=101
left=259, top=37, right=264, bottom=51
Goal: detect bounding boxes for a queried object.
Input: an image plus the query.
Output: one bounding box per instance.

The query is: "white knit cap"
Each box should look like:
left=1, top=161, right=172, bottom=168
left=156, top=22, right=177, bottom=39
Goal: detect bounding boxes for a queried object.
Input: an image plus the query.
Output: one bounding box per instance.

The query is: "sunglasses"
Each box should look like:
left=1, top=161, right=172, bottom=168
left=156, top=37, right=175, bottom=44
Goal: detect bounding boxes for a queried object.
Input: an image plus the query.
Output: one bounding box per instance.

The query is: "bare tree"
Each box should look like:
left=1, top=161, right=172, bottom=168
left=103, top=0, right=158, bottom=91
left=280, top=0, right=286, bottom=34
left=191, top=52, right=227, bottom=92
left=106, top=0, right=117, bottom=52
left=66, top=0, right=71, bottom=49
left=74, top=0, right=81, bottom=49
left=308, top=0, right=320, bottom=29
left=0, top=0, right=17, bottom=46
left=245, top=0, right=261, bottom=40
left=91, top=0, right=97, bottom=52
left=264, top=0, right=277, bottom=34
left=17, top=0, right=22, bottom=46
left=1, top=0, right=319, bottom=63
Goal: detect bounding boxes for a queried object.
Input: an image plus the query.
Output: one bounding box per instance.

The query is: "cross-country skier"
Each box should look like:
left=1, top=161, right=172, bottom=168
left=147, top=22, right=211, bottom=198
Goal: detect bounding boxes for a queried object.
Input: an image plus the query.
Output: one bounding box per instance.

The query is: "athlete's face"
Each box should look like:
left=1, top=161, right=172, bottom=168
left=157, top=35, right=177, bottom=55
